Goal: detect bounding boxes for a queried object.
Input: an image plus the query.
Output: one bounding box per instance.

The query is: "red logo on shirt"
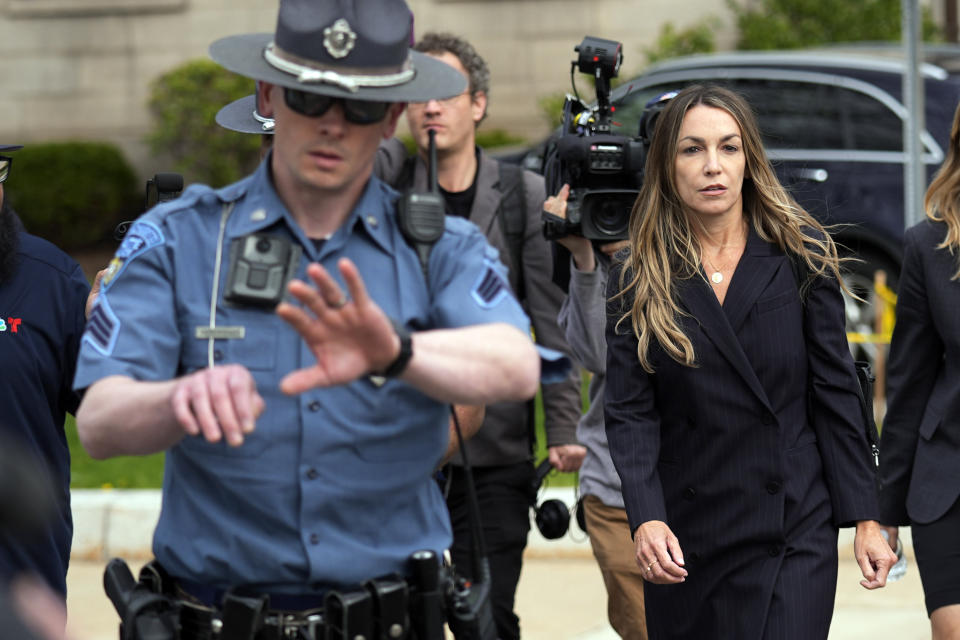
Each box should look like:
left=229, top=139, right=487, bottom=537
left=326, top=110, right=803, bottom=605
left=1, top=318, right=22, bottom=333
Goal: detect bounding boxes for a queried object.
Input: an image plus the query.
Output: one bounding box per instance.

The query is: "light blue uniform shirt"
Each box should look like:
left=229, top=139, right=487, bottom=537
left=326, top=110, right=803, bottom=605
left=74, top=159, right=531, bottom=594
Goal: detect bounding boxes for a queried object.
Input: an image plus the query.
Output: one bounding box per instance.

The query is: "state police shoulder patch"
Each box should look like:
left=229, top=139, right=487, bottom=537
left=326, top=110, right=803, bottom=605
left=101, top=220, right=165, bottom=290
left=83, top=295, right=120, bottom=356
left=470, top=258, right=509, bottom=309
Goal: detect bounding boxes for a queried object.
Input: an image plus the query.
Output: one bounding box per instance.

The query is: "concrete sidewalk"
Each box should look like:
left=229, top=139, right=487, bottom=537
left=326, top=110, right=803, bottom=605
left=64, top=489, right=931, bottom=639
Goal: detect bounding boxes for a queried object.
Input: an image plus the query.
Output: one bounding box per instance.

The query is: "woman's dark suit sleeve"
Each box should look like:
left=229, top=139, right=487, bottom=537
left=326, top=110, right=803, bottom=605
left=880, top=229, right=942, bottom=525
left=804, top=266, right=881, bottom=526
left=603, top=261, right=666, bottom=534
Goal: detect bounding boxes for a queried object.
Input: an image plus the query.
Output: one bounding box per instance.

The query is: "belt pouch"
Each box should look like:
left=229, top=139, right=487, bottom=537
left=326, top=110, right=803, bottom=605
left=365, top=575, right=410, bottom=639
left=220, top=593, right=268, bottom=640
left=324, top=589, right=374, bottom=640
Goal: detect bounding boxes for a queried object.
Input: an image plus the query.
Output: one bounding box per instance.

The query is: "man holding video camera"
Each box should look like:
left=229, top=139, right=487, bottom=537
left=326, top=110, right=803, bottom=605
left=73, top=3, right=544, bottom=638
left=376, top=33, right=585, bottom=640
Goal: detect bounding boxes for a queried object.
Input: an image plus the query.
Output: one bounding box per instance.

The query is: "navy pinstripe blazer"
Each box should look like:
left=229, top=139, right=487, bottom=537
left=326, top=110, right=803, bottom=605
left=603, top=227, right=879, bottom=636
left=880, top=219, right=960, bottom=526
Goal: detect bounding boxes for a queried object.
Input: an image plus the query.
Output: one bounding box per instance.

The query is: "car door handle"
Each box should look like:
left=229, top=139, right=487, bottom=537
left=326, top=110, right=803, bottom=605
left=790, top=168, right=829, bottom=183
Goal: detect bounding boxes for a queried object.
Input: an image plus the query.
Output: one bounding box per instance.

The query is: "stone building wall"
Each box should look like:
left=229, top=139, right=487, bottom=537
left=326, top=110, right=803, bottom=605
left=0, top=0, right=740, bottom=179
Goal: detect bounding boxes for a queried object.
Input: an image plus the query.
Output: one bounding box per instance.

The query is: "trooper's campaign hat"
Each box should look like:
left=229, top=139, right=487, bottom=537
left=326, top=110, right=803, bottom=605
left=216, top=92, right=273, bottom=135
left=209, top=0, right=464, bottom=103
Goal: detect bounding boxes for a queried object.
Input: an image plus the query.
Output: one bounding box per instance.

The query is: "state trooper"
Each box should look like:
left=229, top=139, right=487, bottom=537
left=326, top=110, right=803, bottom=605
left=73, top=1, right=547, bottom=637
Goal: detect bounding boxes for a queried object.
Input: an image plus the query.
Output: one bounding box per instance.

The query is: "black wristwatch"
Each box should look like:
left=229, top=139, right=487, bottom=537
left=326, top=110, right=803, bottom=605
left=381, top=319, right=413, bottom=378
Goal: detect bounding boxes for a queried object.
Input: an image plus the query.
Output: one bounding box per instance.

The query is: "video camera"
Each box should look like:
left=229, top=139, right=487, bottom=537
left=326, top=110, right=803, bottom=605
left=541, top=36, right=671, bottom=242
left=114, top=173, right=183, bottom=241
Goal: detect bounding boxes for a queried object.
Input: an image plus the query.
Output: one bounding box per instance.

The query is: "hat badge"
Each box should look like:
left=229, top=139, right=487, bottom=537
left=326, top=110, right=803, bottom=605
left=323, top=19, right=357, bottom=59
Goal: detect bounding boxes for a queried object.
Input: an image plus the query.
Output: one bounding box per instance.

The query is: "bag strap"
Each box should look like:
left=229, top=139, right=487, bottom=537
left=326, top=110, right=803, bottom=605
left=494, top=161, right=541, bottom=454
left=495, top=161, right=527, bottom=302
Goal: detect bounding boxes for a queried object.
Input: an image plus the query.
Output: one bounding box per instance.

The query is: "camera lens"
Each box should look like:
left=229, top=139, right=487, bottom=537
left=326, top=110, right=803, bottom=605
left=255, top=238, right=272, bottom=253
left=589, top=193, right=632, bottom=238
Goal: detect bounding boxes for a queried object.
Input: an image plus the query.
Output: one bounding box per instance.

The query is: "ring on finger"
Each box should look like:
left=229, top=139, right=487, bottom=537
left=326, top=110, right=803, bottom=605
left=329, top=295, right=348, bottom=309
left=647, top=559, right=659, bottom=572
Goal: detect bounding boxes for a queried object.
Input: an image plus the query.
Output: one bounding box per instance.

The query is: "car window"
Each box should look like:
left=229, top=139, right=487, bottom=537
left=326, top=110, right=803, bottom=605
left=612, top=77, right=903, bottom=152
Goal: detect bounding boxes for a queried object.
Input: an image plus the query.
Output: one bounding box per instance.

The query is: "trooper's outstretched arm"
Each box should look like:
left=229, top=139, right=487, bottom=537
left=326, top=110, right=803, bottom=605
left=277, top=258, right=539, bottom=405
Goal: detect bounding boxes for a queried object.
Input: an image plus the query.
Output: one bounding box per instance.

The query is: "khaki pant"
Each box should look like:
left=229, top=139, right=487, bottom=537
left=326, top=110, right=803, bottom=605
left=583, top=494, right=648, bottom=640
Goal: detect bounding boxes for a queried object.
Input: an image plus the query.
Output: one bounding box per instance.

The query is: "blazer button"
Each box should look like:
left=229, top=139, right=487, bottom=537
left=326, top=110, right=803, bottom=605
left=767, top=545, right=781, bottom=557
left=766, top=481, right=782, bottom=495
left=307, top=400, right=321, bottom=412
left=761, top=411, right=774, bottom=425
left=684, top=487, right=697, bottom=500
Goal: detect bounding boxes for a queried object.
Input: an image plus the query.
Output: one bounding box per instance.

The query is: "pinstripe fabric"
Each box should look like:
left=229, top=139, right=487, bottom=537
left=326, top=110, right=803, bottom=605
left=881, top=219, right=960, bottom=526
left=604, top=228, right=879, bottom=639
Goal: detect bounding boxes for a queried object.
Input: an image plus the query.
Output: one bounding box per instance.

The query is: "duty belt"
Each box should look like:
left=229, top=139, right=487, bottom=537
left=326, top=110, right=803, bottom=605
left=176, top=577, right=410, bottom=640
left=105, top=558, right=414, bottom=640
left=178, top=596, right=325, bottom=640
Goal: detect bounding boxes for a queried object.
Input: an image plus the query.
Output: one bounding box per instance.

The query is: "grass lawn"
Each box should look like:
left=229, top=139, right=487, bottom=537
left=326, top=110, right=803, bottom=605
left=67, top=374, right=590, bottom=490
left=66, top=415, right=165, bottom=489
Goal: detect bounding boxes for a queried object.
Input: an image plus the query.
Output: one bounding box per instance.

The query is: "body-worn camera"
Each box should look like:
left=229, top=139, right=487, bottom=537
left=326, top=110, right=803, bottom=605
left=542, top=36, right=670, bottom=242
left=224, top=233, right=301, bottom=308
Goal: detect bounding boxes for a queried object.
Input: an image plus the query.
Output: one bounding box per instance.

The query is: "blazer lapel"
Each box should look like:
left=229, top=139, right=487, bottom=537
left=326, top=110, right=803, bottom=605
left=678, top=266, right=774, bottom=414
left=469, top=150, right=502, bottom=235
left=722, top=227, right=784, bottom=335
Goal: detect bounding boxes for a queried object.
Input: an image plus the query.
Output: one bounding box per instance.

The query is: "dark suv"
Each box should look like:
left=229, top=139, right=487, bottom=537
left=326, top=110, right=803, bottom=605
left=524, top=45, right=960, bottom=361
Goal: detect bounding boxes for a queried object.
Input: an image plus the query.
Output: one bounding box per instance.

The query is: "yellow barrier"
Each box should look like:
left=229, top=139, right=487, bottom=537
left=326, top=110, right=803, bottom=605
left=842, top=270, right=898, bottom=425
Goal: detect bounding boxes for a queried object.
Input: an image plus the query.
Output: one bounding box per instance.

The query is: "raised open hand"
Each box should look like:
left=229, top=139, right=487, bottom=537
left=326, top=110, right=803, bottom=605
left=277, top=258, right=401, bottom=394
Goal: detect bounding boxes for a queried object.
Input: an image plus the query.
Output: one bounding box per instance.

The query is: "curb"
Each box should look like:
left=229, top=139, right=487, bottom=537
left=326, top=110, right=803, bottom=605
left=72, top=489, right=161, bottom=561
left=70, top=488, right=913, bottom=563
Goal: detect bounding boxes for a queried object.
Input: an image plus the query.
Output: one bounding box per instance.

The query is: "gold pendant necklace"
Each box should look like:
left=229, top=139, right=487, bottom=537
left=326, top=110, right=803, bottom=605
left=705, top=253, right=726, bottom=284
left=702, top=220, right=746, bottom=286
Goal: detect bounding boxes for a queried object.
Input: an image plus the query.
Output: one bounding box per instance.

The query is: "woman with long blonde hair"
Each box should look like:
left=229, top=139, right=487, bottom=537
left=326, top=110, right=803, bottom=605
left=881, top=100, right=960, bottom=640
left=603, top=84, right=895, bottom=639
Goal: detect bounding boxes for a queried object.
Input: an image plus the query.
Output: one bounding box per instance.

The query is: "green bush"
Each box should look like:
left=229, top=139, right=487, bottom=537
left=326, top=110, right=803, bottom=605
left=475, top=128, right=526, bottom=149
left=538, top=92, right=568, bottom=131
left=6, top=142, right=139, bottom=250
left=644, top=20, right=717, bottom=65
left=146, top=59, right=262, bottom=188
left=728, top=0, right=940, bottom=50
left=397, top=128, right=526, bottom=156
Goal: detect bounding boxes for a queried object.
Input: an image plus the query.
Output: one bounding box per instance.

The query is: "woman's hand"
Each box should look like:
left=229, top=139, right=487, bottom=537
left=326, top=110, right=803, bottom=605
left=854, top=520, right=899, bottom=589
left=634, top=520, right=688, bottom=584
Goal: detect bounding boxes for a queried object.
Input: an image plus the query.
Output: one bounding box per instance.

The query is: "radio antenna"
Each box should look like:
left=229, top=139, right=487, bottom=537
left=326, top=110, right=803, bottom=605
left=427, top=129, right=438, bottom=193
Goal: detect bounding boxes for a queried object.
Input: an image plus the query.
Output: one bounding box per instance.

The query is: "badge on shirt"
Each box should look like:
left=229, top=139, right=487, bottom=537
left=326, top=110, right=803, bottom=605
left=101, top=221, right=165, bottom=290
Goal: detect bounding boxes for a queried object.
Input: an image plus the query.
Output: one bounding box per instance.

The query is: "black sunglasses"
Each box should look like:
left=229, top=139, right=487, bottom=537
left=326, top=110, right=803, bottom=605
left=283, top=88, right=390, bottom=125
left=0, top=155, right=11, bottom=184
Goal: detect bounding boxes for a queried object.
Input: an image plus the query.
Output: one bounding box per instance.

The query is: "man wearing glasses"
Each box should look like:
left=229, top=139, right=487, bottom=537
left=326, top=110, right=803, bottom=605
left=376, top=33, right=585, bottom=640
left=0, top=144, right=90, bottom=611
left=73, top=2, right=546, bottom=637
